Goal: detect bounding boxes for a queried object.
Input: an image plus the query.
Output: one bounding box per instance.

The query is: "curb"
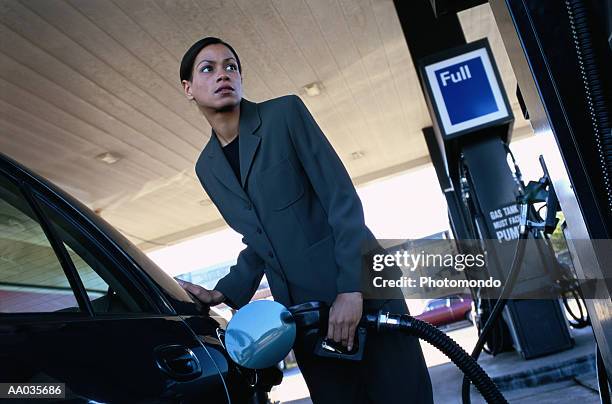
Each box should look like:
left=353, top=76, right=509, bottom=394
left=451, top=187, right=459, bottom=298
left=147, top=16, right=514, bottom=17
left=491, top=354, right=596, bottom=391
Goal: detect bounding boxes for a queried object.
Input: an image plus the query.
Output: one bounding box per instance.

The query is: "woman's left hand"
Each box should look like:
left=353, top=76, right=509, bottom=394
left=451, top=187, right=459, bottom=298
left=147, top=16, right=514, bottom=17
left=327, top=292, right=363, bottom=351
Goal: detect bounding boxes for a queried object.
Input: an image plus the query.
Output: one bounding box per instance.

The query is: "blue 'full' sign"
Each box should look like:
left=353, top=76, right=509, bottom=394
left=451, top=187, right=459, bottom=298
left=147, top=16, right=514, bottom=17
left=422, top=41, right=511, bottom=138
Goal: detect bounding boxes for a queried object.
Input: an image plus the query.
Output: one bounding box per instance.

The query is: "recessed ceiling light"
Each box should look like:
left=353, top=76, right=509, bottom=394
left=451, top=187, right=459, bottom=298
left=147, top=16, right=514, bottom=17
left=303, top=82, right=322, bottom=97
left=95, top=152, right=121, bottom=165
left=351, top=151, right=365, bottom=160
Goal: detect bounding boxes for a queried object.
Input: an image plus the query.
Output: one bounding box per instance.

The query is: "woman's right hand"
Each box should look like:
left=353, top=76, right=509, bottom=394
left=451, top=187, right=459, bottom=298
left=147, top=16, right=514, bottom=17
left=175, top=279, right=226, bottom=305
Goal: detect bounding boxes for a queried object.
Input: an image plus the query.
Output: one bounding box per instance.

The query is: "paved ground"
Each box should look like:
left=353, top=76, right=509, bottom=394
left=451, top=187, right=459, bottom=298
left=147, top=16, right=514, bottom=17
left=269, top=323, right=603, bottom=403
left=427, top=326, right=600, bottom=403
left=429, top=370, right=601, bottom=404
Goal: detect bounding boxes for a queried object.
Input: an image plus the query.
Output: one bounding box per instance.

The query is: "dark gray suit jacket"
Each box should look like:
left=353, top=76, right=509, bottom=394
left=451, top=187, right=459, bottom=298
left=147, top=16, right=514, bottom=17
left=195, top=95, right=377, bottom=309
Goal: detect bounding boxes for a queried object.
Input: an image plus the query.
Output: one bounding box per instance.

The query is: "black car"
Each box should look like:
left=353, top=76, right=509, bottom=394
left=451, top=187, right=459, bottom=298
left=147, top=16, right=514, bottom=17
left=0, top=153, right=280, bottom=403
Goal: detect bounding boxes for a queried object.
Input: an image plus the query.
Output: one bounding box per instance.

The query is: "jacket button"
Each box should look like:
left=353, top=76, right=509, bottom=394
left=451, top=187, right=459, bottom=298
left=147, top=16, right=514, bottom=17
left=257, top=227, right=262, bottom=234
left=268, top=251, right=274, bottom=258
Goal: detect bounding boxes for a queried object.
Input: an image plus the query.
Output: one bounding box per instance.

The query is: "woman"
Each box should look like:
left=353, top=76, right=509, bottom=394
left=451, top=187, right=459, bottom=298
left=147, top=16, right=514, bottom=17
left=177, top=37, right=433, bottom=404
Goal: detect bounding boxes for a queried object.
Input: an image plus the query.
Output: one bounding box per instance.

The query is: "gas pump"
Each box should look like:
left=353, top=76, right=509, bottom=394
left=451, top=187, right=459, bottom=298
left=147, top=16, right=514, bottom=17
left=417, top=38, right=574, bottom=361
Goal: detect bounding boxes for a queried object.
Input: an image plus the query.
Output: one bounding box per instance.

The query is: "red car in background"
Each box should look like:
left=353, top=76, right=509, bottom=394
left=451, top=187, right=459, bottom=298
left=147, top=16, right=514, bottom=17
left=416, top=294, right=474, bottom=327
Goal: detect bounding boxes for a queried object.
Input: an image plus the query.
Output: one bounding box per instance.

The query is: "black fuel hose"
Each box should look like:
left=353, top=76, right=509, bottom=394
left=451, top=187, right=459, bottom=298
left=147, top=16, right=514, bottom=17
left=362, top=312, right=508, bottom=404
left=461, top=231, right=529, bottom=404
left=565, top=2, right=612, bottom=402
left=562, top=288, right=590, bottom=328
left=565, top=0, right=612, bottom=212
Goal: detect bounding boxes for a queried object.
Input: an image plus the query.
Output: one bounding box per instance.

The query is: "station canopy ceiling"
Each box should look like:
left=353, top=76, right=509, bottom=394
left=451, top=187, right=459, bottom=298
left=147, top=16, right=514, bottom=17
left=0, top=0, right=531, bottom=251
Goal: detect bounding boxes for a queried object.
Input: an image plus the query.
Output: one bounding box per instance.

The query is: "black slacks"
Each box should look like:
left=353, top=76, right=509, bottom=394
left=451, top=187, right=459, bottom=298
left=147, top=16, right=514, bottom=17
left=292, top=299, right=434, bottom=404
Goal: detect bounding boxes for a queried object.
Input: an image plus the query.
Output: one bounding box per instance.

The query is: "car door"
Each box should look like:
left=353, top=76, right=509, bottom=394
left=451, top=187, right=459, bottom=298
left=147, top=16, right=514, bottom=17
left=0, top=167, right=229, bottom=403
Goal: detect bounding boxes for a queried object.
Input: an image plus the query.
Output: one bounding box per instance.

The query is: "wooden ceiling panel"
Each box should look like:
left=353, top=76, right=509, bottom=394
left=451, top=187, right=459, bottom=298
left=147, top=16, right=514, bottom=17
left=0, top=16, right=196, bottom=178
left=20, top=0, right=202, bottom=156
left=236, top=0, right=319, bottom=89
left=0, top=100, right=160, bottom=190
left=111, top=0, right=193, bottom=61
left=0, top=75, right=181, bottom=177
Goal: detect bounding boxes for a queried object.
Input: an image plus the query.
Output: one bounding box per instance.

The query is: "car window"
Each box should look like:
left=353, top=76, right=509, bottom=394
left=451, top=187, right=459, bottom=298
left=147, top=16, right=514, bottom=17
left=426, top=299, right=447, bottom=311
left=35, top=195, right=155, bottom=314
left=0, top=175, right=80, bottom=313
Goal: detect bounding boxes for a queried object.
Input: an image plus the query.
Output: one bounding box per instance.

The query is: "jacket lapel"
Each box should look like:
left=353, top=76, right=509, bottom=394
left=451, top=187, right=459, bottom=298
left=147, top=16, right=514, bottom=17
left=204, top=98, right=261, bottom=201
left=238, top=99, right=261, bottom=187
left=206, top=133, right=248, bottom=202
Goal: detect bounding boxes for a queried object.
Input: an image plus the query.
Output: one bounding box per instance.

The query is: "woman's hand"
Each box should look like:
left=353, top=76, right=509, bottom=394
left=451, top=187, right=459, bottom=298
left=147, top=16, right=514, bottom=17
left=175, top=279, right=226, bottom=306
left=327, top=292, right=363, bottom=351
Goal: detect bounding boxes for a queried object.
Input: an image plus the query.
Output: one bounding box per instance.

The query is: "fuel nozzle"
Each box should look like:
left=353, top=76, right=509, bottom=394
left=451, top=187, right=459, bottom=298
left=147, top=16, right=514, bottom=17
left=517, top=171, right=560, bottom=234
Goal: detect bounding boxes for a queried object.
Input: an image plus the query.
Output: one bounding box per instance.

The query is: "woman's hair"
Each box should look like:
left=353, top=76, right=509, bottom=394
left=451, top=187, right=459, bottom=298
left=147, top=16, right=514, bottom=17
left=179, top=37, right=242, bottom=83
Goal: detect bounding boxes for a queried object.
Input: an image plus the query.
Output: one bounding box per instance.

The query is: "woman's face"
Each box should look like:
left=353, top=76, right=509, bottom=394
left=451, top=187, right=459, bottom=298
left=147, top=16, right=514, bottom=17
left=182, top=43, right=243, bottom=111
